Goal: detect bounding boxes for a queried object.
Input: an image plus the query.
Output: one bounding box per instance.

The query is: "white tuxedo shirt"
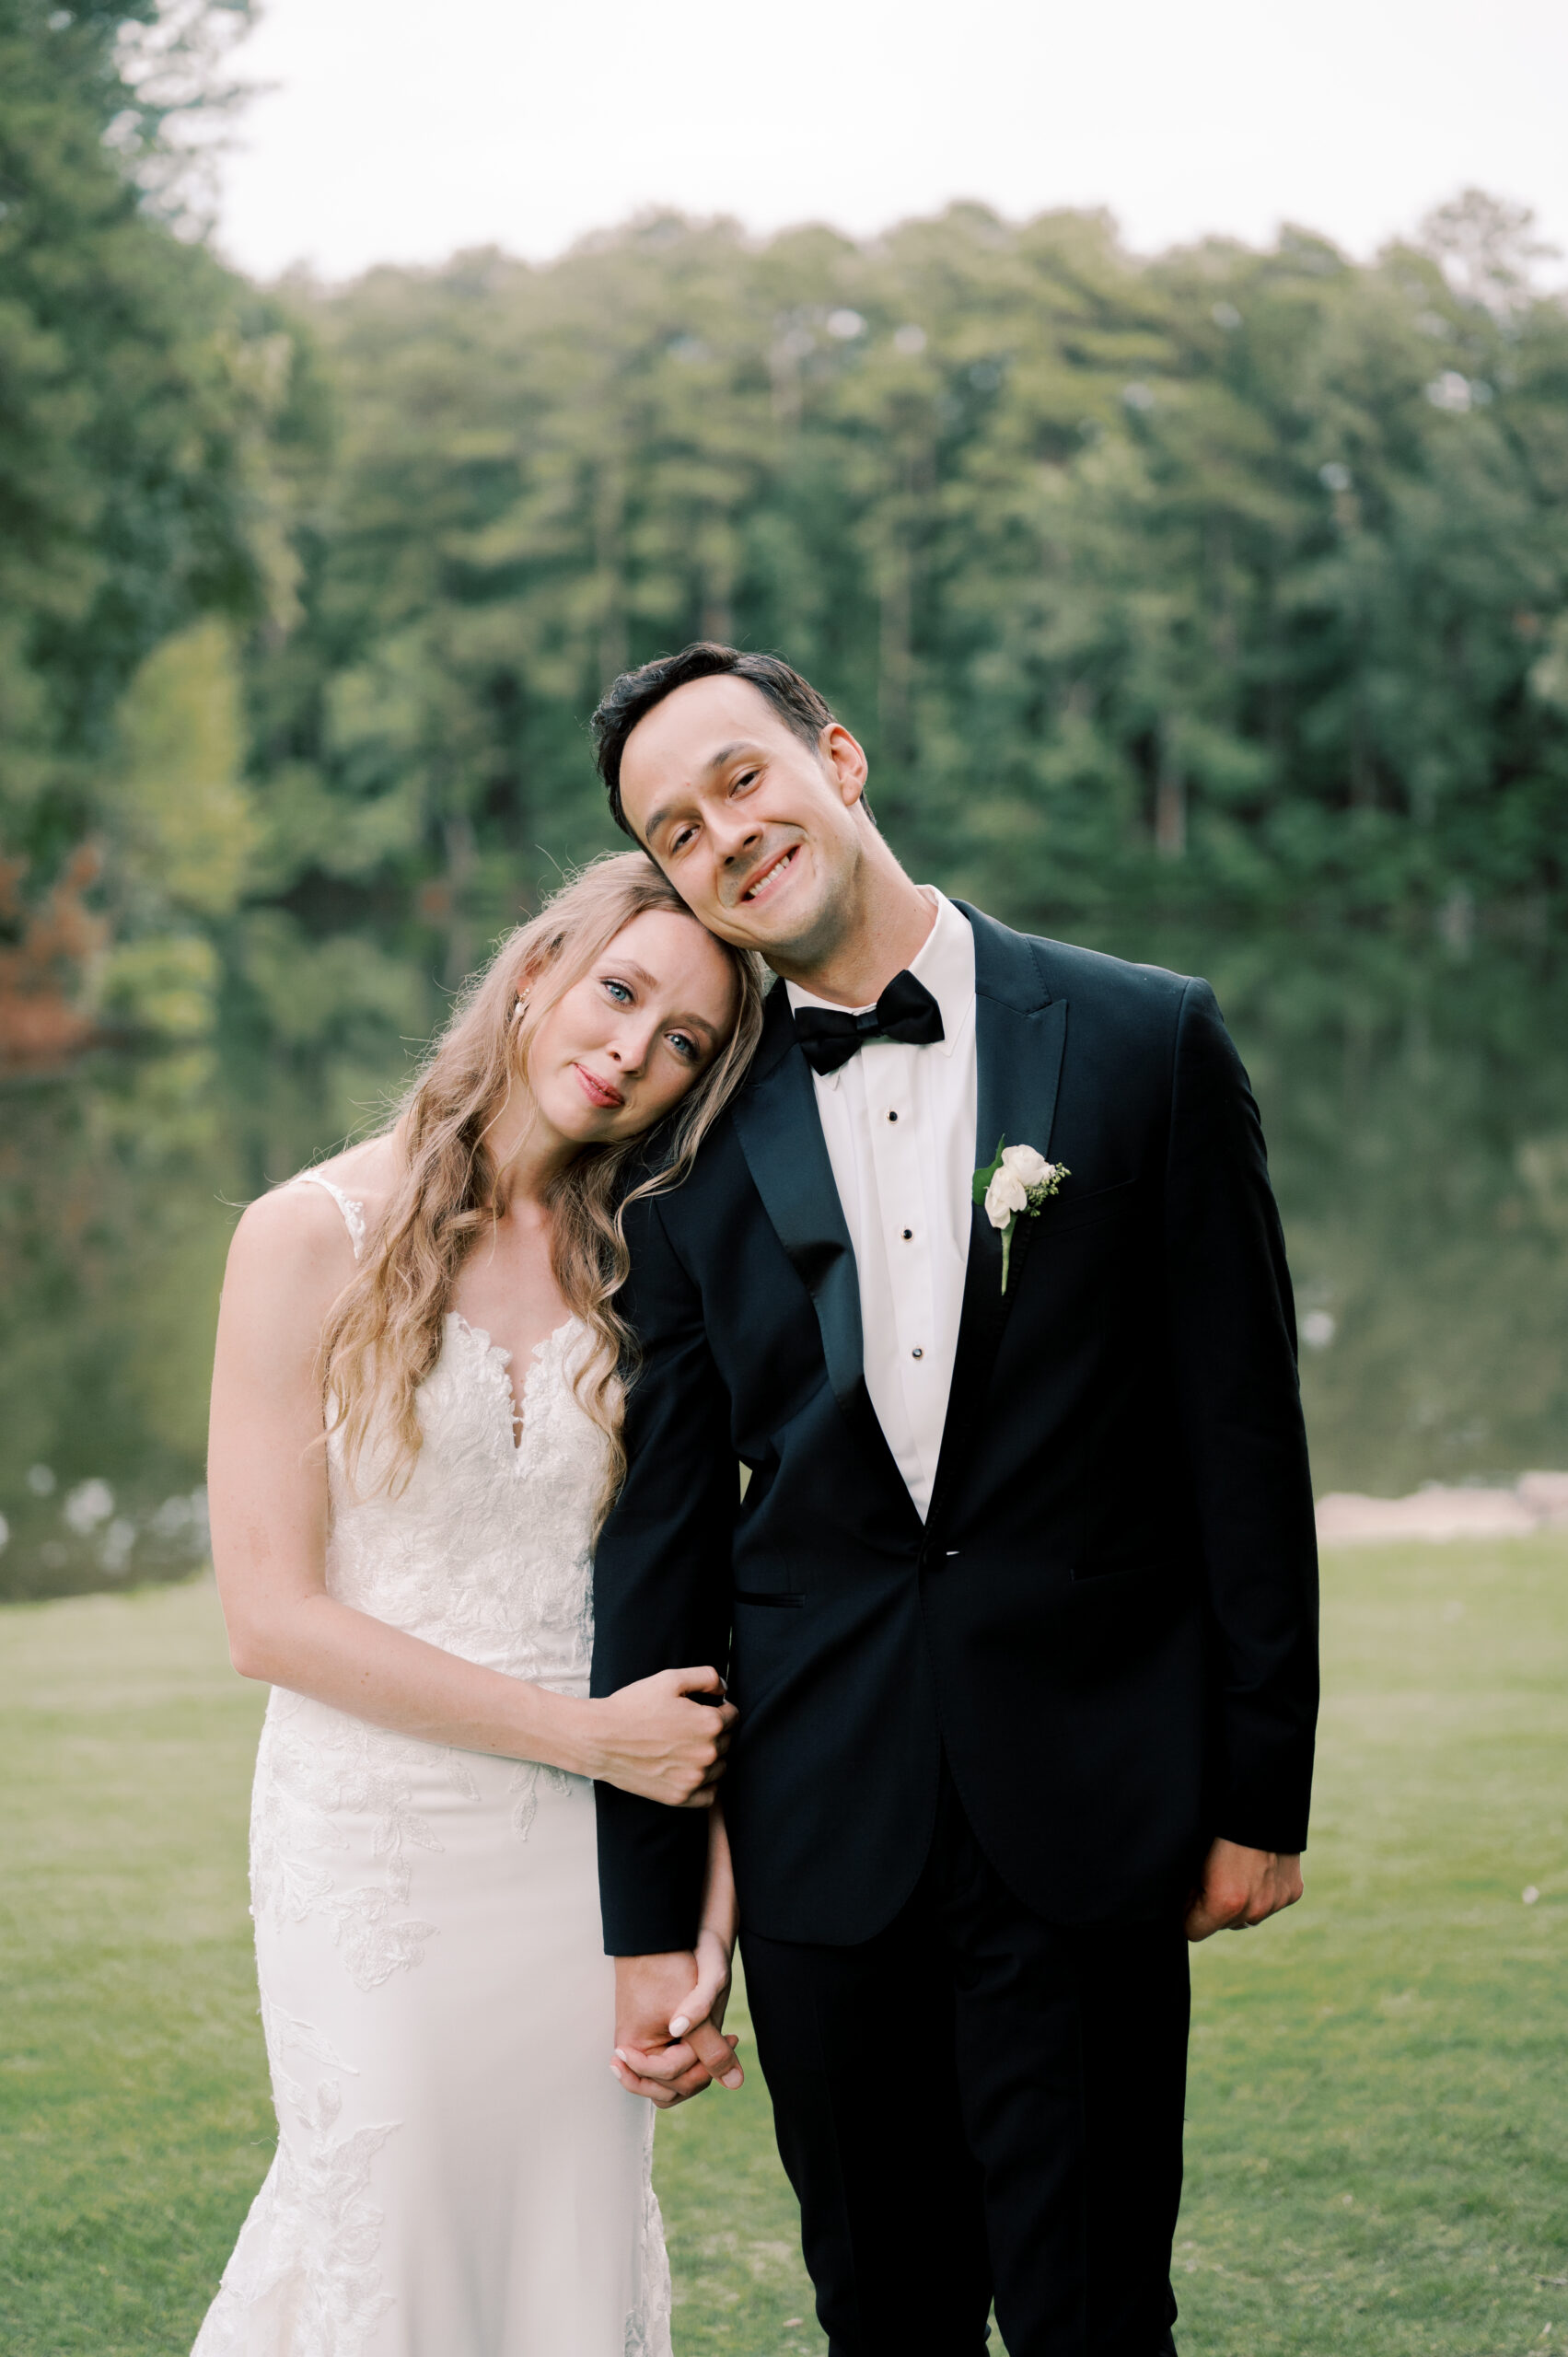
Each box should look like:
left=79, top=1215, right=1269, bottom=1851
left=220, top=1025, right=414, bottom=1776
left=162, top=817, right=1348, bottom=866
left=784, top=889, right=978, bottom=1518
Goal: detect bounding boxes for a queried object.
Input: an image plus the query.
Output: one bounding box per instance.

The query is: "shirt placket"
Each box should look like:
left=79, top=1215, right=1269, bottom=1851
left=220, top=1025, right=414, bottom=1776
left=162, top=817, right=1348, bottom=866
left=861, top=1043, right=938, bottom=1492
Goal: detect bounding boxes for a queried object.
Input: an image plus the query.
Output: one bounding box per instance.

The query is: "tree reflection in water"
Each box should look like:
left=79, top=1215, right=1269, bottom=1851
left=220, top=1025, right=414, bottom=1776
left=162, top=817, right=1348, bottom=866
left=1, top=923, right=1564, bottom=1598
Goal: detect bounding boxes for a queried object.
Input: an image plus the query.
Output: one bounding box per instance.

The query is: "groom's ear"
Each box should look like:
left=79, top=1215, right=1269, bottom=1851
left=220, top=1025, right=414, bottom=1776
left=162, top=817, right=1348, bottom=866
left=819, top=722, right=868, bottom=801
left=819, top=722, right=877, bottom=829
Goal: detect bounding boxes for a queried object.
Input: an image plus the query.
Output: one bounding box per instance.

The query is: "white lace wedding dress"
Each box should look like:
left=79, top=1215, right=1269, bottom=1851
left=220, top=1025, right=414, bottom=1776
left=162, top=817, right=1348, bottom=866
left=193, top=1176, right=672, bottom=2357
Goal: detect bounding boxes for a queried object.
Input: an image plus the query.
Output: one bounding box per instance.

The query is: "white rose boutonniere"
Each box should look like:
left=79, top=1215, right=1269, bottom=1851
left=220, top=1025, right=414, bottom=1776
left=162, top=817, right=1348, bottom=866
left=972, top=1136, right=1069, bottom=1294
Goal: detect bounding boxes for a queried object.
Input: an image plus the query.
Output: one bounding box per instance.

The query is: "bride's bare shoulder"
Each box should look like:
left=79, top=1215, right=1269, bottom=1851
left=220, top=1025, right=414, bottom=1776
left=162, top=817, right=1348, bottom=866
left=301, top=1134, right=402, bottom=1217
left=226, top=1135, right=403, bottom=1284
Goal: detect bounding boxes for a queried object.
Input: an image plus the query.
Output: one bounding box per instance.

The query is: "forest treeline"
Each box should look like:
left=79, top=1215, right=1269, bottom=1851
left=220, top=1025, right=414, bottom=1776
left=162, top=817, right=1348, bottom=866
left=4, top=0, right=1568, bottom=1057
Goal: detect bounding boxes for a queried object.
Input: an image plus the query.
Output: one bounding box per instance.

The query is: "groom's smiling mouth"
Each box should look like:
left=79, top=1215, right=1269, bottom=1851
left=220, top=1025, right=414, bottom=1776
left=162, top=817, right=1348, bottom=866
left=737, top=843, right=801, bottom=907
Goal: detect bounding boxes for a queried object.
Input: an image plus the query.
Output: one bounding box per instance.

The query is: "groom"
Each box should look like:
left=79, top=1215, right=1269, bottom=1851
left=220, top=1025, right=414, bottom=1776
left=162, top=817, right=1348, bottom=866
left=588, top=644, right=1318, bottom=2356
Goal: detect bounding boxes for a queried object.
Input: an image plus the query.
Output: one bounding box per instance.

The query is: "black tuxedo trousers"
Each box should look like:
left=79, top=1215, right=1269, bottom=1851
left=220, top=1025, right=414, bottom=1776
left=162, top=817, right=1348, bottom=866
left=742, top=1759, right=1188, bottom=2357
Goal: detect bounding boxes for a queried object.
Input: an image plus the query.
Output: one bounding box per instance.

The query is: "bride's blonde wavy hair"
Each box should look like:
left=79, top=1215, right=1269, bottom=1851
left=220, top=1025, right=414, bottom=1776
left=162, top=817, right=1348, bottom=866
left=319, top=852, right=765, bottom=1518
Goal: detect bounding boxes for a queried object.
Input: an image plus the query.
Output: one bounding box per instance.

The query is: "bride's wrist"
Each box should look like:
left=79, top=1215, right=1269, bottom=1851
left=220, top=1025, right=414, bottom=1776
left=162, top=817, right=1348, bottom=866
left=524, top=1687, right=601, bottom=1781
left=564, top=1694, right=611, bottom=1781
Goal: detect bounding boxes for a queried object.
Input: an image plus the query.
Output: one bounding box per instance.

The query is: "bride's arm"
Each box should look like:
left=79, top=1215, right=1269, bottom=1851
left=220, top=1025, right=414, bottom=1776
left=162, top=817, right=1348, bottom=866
left=209, top=1184, right=733, bottom=1808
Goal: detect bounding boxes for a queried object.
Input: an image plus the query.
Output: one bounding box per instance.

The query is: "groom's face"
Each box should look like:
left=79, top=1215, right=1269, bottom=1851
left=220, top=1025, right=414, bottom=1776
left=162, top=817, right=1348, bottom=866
left=618, top=676, right=870, bottom=963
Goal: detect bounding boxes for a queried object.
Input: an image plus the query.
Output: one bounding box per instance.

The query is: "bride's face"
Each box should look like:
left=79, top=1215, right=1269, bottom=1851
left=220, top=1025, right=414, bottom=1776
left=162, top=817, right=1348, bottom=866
left=523, top=908, right=738, bottom=1149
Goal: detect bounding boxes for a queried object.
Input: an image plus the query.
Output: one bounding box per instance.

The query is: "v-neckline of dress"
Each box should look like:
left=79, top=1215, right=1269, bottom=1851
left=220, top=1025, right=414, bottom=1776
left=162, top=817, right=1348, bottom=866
left=446, top=1311, right=576, bottom=1459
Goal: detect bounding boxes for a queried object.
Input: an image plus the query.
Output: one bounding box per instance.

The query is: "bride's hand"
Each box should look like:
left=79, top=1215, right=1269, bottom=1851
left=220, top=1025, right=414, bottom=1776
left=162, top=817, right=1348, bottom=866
left=585, top=1668, right=737, bottom=1806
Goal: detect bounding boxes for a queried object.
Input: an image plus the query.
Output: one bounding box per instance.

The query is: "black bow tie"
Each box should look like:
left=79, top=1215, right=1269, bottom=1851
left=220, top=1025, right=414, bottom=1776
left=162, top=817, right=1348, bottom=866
left=792, top=970, right=945, bottom=1075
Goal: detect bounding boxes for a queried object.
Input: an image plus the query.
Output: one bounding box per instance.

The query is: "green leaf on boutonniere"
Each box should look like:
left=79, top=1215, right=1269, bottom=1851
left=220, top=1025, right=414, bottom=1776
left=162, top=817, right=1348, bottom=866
left=971, top=1134, right=1007, bottom=1207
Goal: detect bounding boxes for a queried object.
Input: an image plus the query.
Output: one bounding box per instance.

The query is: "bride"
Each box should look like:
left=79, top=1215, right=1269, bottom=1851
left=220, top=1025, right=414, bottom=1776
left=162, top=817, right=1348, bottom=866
left=194, top=853, right=766, bottom=2356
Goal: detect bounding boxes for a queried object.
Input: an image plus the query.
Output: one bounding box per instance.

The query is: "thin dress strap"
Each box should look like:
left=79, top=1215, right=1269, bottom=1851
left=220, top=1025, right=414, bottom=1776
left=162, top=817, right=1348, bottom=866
left=292, top=1172, right=367, bottom=1263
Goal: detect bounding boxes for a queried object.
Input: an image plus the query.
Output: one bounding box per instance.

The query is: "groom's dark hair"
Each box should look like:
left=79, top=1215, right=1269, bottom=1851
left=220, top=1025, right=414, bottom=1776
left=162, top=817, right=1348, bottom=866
left=591, top=644, right=837, bottom=837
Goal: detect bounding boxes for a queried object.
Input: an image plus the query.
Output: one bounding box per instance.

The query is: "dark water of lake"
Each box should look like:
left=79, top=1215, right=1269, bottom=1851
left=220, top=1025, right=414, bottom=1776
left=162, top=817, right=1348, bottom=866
left=2, top=913, right=1565, bottom=1600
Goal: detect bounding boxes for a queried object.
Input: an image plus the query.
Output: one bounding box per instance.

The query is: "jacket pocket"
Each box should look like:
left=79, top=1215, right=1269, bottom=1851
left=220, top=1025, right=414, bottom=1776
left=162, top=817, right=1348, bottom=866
left=734, top=1590, right=806, bottom=1609
left=1041, top=1178, right=1138, bottom=1237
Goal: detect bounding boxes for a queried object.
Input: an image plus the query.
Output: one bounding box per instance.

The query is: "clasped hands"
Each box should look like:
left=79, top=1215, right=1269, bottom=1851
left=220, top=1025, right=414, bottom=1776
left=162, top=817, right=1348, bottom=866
left=611, top=1932, right=744, bottom=2108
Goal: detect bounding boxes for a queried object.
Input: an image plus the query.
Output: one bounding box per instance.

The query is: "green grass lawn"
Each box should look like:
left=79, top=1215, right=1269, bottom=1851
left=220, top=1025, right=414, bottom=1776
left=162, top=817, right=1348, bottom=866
left=1, top=1545, right=1565, bottom=2356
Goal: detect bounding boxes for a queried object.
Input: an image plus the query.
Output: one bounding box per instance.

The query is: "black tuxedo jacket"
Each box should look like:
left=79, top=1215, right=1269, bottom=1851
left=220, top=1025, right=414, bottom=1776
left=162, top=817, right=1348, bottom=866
left=592, top=906, right=1318, bottom=1956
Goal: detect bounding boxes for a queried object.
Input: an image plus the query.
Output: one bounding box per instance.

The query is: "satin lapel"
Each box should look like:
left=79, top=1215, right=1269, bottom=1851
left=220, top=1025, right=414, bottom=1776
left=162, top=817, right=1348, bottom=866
left=927, top=916, right=1068, bottom=1526
left=730, top=992, right=865, bottom=1418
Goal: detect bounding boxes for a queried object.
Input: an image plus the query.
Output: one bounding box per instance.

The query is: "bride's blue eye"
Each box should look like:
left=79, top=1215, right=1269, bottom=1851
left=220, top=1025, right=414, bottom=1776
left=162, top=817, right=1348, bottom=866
left=602, top=978, right=633, bottom=1004
left=668, top=1033, right=698, bottom=1062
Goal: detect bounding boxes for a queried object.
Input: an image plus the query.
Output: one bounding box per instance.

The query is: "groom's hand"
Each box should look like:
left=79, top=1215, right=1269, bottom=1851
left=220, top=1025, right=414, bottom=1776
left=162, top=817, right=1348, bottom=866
left=611, top=1952, right=742, bottom=2108
left=1185, top=1839, right=1303, bottom=1941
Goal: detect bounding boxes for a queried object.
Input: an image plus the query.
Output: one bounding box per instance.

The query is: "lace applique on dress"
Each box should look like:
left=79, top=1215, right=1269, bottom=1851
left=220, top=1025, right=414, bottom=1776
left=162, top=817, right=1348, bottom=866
left=192, top=2005, right=398, bottom=2357
left=506, top=1756, right=575, bottom=1840
left=250, top=1692, right=484, bottom=1991
left=323, top=1314, right=605, bottom=1688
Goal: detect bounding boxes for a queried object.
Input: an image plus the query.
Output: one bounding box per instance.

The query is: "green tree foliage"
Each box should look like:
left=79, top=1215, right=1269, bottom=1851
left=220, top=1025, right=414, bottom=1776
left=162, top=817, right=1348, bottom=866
left=0, top=0, right=321, bottom=1039
left=250, top=194, right=1568, bottom=936
left=4, top=0, right=1566, bottom=1054
left=113, top=619, right=256, bottom=917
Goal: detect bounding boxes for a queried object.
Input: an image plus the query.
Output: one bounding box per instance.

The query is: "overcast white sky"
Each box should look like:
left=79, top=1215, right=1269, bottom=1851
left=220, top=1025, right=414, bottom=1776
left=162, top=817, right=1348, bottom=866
left=215, top=0, right=1568, bottom=284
